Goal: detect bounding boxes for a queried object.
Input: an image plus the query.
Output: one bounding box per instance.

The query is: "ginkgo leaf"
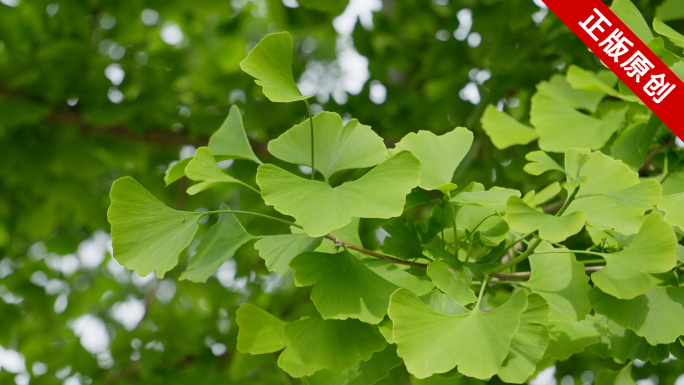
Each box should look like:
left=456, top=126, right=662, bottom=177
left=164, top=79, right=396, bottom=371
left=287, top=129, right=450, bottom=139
left=239, top=32, right=310, bottom=103
left=254, top=233, right=322, bottom=276
left=523, top=151, right=565, bottom=176
left=658, top=192, right=684, bottom=229
left=451, top=187, right=520, bottom=213
left=524, top=243, right=592, bottom=321
left=361, top=258, right=435, bottom=297
left=426, top=260, right=477, bottom=305
left=278, top=348, right=323, bottom=378
left=451, top=183, right=511, bottom=247
left=480, top=105, right=538, bottom=149
left=185, top=147, right=256, bottom=195
left=164, top=157, right=191, bottom=185
left=390, top=127, right=473, bottom=190
left=590, top=285, right=684, bottom=345
left=544, top=316, right=604, bottom=361
left=207, top=105, right=262, bottom=164
left=303, top=344, right=402, bottom=385
left=498, top=294, right=550, bottom=384
left=590, top=314, right=658, bottom=364
left=653, top=18, right=684, bottom=48
left=283, top=316, right=386, bottom=373
left=591, top=213, right=677, bottom=299
left=256, top=151, right=420, bottom=237
left=108, top=177, right=202, bottom=278
left=566, top=65, right=619, bottom=97
left=380, top=216, right=425, bottom=261
left=611, top=0, right=654, bottom=43
left=523, top=182, right=561, bottom=207
left=564, top=149, right=661, bottom=234
left=506, top=196, right=586, bottom=243
left=179, top=210, right=255, bottom=282
left=388, top=288, right=527, bottom=379
left=289, top=250, right=399, bottom=324
left=595, top=363, right=637, bottom=385
left=236, top=303, right=287, bottom=354
left=536, top=74, right=605, bottom=113
left=268, top=112, right=387, bottom=181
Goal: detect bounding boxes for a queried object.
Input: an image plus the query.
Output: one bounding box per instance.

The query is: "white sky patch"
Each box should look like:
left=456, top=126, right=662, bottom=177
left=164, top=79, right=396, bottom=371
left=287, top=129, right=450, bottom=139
left=179, top=145, right=196, bottom=159
left=32, top=361, right=47, bottom=376
left=156, top=279, right=176, bottom=303
left=211, top=343, right=227, bottom=356
left=676, top=136, right=684, bottom=148
left=110, top=296, right=146, bottom=331
left=107, top=87, right=124, bottom=104
left=369, top=80, right=387, bottom=104
left=459, top=82, right=481, bottom=104
left=99, top=13, right=116, bottom=30
left=333, top=0, right=382, bottom=35
left=141, top=9, right=159, bottom=26
left=105, top=64, right=125, bottom=86
left=46, top=3, right=59, bottom=17
left=160, top=22, right=184, bottom=46
left=71, top=315, right=110, bottom=353
left=530, top=365, right=557, bottom=385
left=77, top=231, right=110, bottom=269
left=454, top=8, right=472, bottom=41
left=0, top=258, right=13, bottom=279
left=467, top=32, right=482, bottom=47
left=0, top=345, right=26, bottom=373
left=375, top=227, right=390, bottom=245
left=0, top=0, right=20, bottom=7
left=46, top=253, right=80, bottom=276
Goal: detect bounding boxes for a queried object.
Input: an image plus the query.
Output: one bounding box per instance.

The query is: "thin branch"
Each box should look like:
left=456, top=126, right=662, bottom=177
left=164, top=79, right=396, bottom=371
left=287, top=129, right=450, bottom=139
left=324, top=234, right=429, bottom=268
left=638, top=141, right=667, bottom=175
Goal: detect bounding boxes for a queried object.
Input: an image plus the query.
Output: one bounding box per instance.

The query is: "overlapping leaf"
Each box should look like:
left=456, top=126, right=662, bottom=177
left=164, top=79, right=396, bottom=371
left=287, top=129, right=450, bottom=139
left=290, top=250, right=400, bottom=324
left=108, top=177, right=202, bottom=278
left=207, top=105, right=262, bottom=163
left=185, top=147, right=256, bottom=195
left=240, top=32, right=310, bottom=103
left=268, top=112, right=387, bottom=181
left=658, top=192, right=684, bottom=229
left=451, top=187, right=520, bottom=213
left=302, top=345, right=402, bottom=385
left=236, top=303, right=287, bottom=354
left=390, top=127, right=473, bottom=190
left=254, top=233, right=322, bottom=276
left=523, top=151, right=564, bottom=176
left=388, top=288, right=527, bottom=379
left=256, top=151, right=420, bottom=237
left=506, top=196, right=586, bottom=243
left=591, top=213, right=677, bottom=299
left=544, top=316, right=604, bottom=361
left=426, top=260, right=476, bottom=305
left=480, top=105, right=538, bottom=149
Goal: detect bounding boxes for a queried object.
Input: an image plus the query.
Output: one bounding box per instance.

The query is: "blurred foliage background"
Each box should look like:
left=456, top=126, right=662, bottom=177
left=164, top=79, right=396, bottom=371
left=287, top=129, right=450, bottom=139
left=0, top=0, right=683, bottom=384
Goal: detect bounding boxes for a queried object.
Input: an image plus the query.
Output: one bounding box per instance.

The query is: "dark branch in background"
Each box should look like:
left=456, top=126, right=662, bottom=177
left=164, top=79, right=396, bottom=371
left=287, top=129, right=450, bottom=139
left=639, top=141, right=667, bottom=176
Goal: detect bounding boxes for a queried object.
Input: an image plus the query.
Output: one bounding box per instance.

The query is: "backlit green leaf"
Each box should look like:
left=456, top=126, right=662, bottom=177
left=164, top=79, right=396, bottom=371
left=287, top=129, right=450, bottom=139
left=523, top=151, right=565, bottom=176
left=303, top=344, right=402, bottom=385
left=566, top=65, right=619, bottom=97
left=591, top=214, right=677, bottom=299
left=611, top=0, right=654, bottom=43
left=236, top=303, right=287, bottom=354
left=545, top=316, right=603, bottom=360
left=240, top=32, right=310, bottom=103
left=290, top=250, right=399, bottom=324
left=207, top=105, right=262, bottom=164
left=388, top=288, right=527, bottom=379
left=451, top=187, right=520, bottom=213
left=427, top=260, right=477, bottom=305
left=390, top=127, right=473, bottom=190
left=164, top=158, right=191, bottom=186
left=506, top=196, right=586, bottom=243
left=108, top=177, right=202, bottom=278
left=254, top=233, right=322, bottom=276
left=480, top=105, right=538, bottom=149
left=595, top=363, right=636, bottom=385
left=180, top=211, right=255, bottom=282
left=185, top=147, right=256, bottom=195
left=658, top=192, right=684, bottom=229
left=268, top=112, right=387, bottom=181
left=256, top=151, right=420, bottom=237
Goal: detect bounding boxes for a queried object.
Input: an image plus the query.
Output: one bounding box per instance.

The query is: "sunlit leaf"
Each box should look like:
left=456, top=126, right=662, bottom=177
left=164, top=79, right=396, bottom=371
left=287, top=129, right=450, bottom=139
left=185, top=147, right=256, bottom=195
left=390, top=127, right=473, bottom=190
left=108, top=177, right=202, bottom=278
left=164, top=157, right=191, bottom=186
left=426, top=260, right=476, bottom=305
left=506, top=196, right=586, bottom=243
left=591, top=214, right=677, bottom=299
left=566, top=65, right=619, bottom=97
left=290, top=250, right=399, bottom=324
left=388, top=288, right=527, bottom=379
left=545, top=316, right=603, bottom=360
left=610, top=0, right=654, bottom=43
left=254, top=233, right=322, bottom=276
left=240, top=32, right=310, bottom=103
left=523, top=151, right=564, bottom=176
left=180, top=210, right=255, bottom=282
left=658, top=192, right=684, bottom=230
left=595, top=363, right=636, bottom=385
left=268, top=112, right=387, bottom=181
left=451, top=187, right=520, bottom=213
left=256, top=151, right=420, bottom=237
left=207, top=105, right=262, bottom=164
left=480, top=105, right=538, bottom=149
left=303, top=345, right=402, bottom=385
left=236, top=303, right=286, bottom=354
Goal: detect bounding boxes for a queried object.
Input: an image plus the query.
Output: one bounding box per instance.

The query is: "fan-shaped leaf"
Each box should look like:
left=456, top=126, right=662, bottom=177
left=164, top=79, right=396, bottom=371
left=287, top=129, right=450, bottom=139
left=185, top=147, right=255, bottom=195
left=254, top=233, right=322, bottom=276
left=208, top=105, right=262, bottom=163
left=480, top=105, right=538, bottom=149
left=108, top=177, right=202, bottom=278
left=658, top=192, right=684, bottom=229
left=426, top=260, right=477, bottom=305
left=506, top=196, right=586, bottom=243
left=236, top=303, right=287, bottom=354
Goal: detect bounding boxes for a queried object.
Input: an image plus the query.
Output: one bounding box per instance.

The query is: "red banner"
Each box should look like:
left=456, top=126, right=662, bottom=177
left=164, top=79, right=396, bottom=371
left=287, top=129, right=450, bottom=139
left=542, top=0, right=684, bottom=140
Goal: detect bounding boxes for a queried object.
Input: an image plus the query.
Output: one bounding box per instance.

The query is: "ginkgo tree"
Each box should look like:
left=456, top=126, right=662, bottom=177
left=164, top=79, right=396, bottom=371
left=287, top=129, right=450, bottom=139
left=106, top=2, right=684, bottom=382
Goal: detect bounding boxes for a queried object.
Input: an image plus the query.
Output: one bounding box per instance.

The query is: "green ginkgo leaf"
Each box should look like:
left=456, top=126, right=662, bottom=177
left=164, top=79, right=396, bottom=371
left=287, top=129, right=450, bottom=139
left=235, top=303, right=287, bottom=354
left=390, top=127, right=473, bottom=190
left=426, top=260, right=477, bottom=305
left=653, top=18, right=684, bottom=48
left=256, top=151, right=420, bottom=237
left=207, top=105, right=262, bottom=164
left=590, top=285, right=684, bottom=345
left=564, top=149, right=661, bottom=234
left=524, top=243, right=592, bottom=321
left=268, top=112, right=387, bottom=181
left=590, top=314, right=656, bottom=364
left=388, top=288, right=527, bottom=379
left=284, top=316, right=386, bottom=373
left=108, top=177, right=202, bottom=278
left=451, top=187, right=520, bottom=213
left=240, top=32, right=310, bottom=103
left=536, top=74, right=605, bottom=113
left=658, top=192, right=684, bottom=229
left=611, top=0, right=654, bottom=43
left=361, top=258, right=435, bottom=297
left=506, top=196, right=586, bottom=243
left=545, top=316, right=604, bottom=361
left=480, top=105, right=538, bottom=149
left=498, top=293, right=550, bottom=384
left=566, top=65, right=619, bottom=97
left=595, top=363, right=637, bottom=385
left=303, top=344, right=402, bottom=385
left=523, top=151, right=564, bottom=176
left=591, top=213, right=677, bottom=299
left=254, top=233, right=322, bottom=276
left=278, top=348, right=323, bottom=378
left=164, top=157, right=191, bottom=185
left=180, top=210, right=255, bottom=282
left=185, top=147, right=256, bottom=195
left=289, top=250, right=399, bottom=324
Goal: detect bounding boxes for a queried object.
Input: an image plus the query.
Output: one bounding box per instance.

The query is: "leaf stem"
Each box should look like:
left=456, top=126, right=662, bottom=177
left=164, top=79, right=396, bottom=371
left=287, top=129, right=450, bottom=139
left=324, top=234, right=429, bottom=268
left=304, top=99, right=315, bottom=180
left=446, top=194, right=458, bottom=251
left=475, top=275, right=489, bottom=309
left=455, top=213, right=498, bottom=256
left=556, top=187, right=579, bottom=216
left=201, top=210, right=301, bottom=228
left=533, top=250, right=605, bottom=257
